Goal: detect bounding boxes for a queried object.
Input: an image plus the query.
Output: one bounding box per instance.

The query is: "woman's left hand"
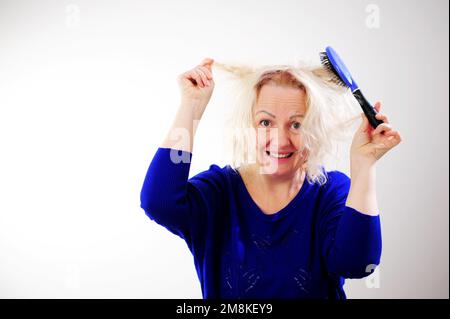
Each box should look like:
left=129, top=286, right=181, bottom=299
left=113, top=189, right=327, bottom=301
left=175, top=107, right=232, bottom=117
left=350, top=101, right=402, bottom=164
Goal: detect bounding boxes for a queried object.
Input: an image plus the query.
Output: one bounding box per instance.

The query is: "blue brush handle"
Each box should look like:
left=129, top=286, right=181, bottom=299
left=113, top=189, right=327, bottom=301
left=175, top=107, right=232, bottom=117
left=353, top=89, right=384, bottom=129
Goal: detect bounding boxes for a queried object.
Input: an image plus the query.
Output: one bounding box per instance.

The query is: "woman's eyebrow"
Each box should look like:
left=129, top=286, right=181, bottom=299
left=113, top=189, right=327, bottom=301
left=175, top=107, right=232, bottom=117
left=254, top=110, right=305, bottom=119
left=255, top=110, right=276, bottom=118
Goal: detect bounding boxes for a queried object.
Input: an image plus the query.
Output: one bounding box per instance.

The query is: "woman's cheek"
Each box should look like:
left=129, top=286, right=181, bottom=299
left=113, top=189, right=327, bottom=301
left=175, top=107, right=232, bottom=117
left=255, top=129, right=268, bottom=150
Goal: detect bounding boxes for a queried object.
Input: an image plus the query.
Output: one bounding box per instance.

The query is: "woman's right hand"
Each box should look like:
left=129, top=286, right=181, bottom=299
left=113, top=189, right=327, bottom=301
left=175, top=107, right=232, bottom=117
left=177, top=58, right=215, bottom=107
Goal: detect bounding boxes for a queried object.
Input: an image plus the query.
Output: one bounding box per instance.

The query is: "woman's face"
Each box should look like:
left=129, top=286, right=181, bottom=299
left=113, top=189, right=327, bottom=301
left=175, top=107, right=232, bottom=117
left=253, top=84, right=307, bottom=177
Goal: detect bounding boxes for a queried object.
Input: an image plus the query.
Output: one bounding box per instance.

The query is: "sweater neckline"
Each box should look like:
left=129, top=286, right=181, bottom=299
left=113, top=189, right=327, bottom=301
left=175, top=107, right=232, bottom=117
left=230, top=165, right=310, bottom=222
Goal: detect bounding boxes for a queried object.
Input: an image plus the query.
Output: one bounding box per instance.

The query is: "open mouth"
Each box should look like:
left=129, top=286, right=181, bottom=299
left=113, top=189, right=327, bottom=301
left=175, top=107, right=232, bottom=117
left=266, top=151, right=295, bottom=159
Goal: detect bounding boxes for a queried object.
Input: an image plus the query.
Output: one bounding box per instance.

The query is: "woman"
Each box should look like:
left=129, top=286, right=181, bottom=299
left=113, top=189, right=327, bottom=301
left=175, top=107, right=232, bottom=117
left=140, top=57, right=402, bottom=299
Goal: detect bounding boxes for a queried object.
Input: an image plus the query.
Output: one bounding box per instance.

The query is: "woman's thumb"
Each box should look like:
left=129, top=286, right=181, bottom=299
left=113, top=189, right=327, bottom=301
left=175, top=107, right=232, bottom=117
left=201, top=58, right=214, bottom=69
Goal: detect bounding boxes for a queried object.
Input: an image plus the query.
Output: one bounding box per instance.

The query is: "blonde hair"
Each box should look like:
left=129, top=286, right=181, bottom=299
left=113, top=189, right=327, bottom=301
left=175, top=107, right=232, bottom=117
left=213, top=60, right=361, bottom=186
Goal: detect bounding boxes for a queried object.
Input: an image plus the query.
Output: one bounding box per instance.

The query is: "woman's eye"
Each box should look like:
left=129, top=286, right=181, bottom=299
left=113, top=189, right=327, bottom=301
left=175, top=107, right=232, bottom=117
left=291, top=122, right=301, bottom=130
left=259, top=120, right=271, bottom=127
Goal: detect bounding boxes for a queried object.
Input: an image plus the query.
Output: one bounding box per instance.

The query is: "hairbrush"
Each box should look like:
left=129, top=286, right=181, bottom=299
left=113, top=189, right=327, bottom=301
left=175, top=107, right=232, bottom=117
left=320, top=46, right=383, bottom=128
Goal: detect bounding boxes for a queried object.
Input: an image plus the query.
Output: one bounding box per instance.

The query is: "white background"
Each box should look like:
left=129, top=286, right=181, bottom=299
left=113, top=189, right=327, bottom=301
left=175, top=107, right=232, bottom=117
left=0, top=0, right=448, bottom=298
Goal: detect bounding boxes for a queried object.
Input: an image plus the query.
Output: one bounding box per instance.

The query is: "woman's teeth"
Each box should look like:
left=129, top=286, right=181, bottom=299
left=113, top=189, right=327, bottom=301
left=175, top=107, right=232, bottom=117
left=266, top=151, right=294, bottom=158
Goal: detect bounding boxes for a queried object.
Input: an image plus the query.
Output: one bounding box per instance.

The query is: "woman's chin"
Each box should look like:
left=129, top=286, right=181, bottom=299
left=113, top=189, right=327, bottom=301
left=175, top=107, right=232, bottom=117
left=256, top=153, right=298, bottom=176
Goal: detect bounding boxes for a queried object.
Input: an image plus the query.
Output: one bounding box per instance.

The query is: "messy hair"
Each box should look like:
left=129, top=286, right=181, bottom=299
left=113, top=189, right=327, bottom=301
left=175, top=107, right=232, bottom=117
left=213, top=60, right=361, bottom=186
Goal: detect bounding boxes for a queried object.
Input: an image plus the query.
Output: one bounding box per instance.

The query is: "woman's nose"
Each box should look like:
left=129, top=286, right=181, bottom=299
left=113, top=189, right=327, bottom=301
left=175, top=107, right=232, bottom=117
left=269, top=127, right=291, bottom=147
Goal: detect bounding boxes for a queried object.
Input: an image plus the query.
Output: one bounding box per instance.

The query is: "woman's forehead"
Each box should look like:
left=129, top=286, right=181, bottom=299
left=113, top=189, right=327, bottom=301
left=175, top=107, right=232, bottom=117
left=255, top=84, right=307, bottom=114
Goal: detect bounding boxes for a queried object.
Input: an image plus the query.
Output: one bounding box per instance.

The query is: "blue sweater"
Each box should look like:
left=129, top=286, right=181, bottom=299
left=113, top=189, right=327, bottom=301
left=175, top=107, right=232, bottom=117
left=140, top=147, right=382, bottom=299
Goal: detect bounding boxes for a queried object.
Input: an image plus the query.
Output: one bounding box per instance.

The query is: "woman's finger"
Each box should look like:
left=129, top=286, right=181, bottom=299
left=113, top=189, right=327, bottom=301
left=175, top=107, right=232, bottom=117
left=375, top=113, right=390, bottom=124
left=385, top=130, right=401, bottom=140
left=374, top=101, right=382, bottom=113
left=201, top=57, right=214, bottom=67
left=187, top=69, right=204, bottom=87
left=385, top=131, right=402, bottom=146
left=195, top=68, right=210, bottom=86
left=372, top=123, right=392, bottom=136
left=198, top=65, right=213, bottom=80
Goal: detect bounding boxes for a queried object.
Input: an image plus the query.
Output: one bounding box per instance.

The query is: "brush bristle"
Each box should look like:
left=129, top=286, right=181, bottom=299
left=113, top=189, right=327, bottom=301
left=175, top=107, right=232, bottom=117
left=319, top=51, right=347, bottom=88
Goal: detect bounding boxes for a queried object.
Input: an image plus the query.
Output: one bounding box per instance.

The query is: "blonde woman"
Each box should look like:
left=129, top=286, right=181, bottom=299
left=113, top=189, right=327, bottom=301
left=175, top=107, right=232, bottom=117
left=140, top=57, right=401, bottom=299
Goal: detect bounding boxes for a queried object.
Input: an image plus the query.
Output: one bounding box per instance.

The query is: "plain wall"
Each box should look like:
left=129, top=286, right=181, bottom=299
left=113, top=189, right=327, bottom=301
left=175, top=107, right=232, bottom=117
left=0, top=0, right=448, bottom=298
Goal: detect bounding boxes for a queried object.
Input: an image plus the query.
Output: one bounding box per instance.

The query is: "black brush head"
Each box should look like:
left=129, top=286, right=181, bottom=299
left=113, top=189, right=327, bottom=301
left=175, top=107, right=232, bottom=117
left=319, top=51, right=348, bottom=88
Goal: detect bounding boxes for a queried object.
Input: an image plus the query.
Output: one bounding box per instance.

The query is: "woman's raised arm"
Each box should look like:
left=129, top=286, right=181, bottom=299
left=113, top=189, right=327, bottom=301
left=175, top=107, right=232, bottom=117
left=161, top=58, right=215, bottom=153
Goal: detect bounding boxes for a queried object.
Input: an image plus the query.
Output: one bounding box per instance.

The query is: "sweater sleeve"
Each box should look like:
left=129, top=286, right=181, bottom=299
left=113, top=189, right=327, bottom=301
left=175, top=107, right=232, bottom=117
left=319, top=171, right=382, bottom=279
left=139, top=147, right=225, bottom=249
